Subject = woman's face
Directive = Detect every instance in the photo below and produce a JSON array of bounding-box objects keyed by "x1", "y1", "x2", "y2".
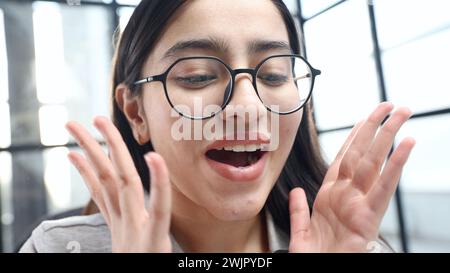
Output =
[{"x1": 138, "y1": 0, "x2": 302, "y2": 221}]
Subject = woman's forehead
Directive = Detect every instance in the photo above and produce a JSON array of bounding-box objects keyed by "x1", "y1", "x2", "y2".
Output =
[
  {"x1": 151, "y1": 0, "x2": 290, "y2": 60},
  {"x1": 175, "y1": 0, "x2": 283, "y2": 25}
]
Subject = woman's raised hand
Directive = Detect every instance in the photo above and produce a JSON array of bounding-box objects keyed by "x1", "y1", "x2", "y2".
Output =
[
  {"x1": 65, "y1": 117, "x2": 172, "y2": 252},
  {"x1": 289, "y1": 102, "x2": 415, "y2": 252}
]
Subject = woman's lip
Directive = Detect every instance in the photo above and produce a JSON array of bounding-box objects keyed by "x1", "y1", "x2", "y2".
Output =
[{"x1": 205, "y1": 151, "x2": 268, "y2": 182}]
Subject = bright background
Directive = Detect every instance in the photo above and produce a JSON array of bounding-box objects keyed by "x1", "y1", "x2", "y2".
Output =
[{"x1": 0, "y1": 0, "x2": 449, "y2": 252}]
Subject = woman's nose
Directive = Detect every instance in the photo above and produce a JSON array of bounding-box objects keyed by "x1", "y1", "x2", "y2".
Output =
[{"x1": 221, "y1": 73, "x2": 267, "y2": 125}]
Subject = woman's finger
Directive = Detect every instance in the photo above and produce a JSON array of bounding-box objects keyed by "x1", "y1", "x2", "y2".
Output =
[
  {"x1": 93, "y1": 116, "x2": 141, "y2": 187},
  {"x1": 65, "y1": 121, "x2": 121, "y2": 216},
  {"x1": 93, "y1": 117, "x2": 146, "y2": 224},
  {"x1": 66, "y1": 121, "x2": 117, "y2": 182},
  {"x1": 352, "y1": 107, "x2": 412, "y2": 192},
  {"x1": 338, "y1": 102, "x2": 394, "y2": 180},
  {"x1": 335, "y1": 120, "x2": 366, "y2": 163},
  {"x1": 145, "y1": 152, "x2": 172, "y2": 245},
  {"x1": 323, "y1": 119, "x2": 365, "y2": 184},
  {"x1": 288, "y1": 187, "x2": 311, "y2": 251},
  {"x1": 67, "y1": 151, "x2": 111, "y2": 226},
  {"x1": 367, "y1": 137, "x2": 416, "y2": 216}
]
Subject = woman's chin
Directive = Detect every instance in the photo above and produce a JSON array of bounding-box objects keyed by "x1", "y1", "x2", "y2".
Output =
[
  {"x1": 206, "y1": 198, "x2": 266, "y2": 222},
  {"x1": 194, "y1": 176, "x2": 276, "y2": 221}
]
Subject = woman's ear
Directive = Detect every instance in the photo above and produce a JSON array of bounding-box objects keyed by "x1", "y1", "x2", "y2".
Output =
[{"x1": 115, "y1": 83, "x2": 150, "y2": 145}]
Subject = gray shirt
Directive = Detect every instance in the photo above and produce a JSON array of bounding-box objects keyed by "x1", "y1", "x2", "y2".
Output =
[
  {"x1": 18, "y1": 209, "x2": 393, "y2": 253},
  {"x1": 19, "y1": 209, "x2": 289, "y2": 253}
]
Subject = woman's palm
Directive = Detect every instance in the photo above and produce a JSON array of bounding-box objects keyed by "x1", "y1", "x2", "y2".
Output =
[{"x1": 289, "y1": 103, "x2": 415, "y2": 253}]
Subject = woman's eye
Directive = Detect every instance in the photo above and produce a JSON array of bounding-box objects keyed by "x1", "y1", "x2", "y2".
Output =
[
  {"x1": 175, "y1": 74, "x2": 217, "y2": 88},
  {"x1": 257, "y1": 73, "x2": 289, "y2": 86}
]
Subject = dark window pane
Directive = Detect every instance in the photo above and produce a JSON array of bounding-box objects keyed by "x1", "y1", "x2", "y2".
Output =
[{"x1": 0, "y1": 8, "x2": 8, "y2": 102}]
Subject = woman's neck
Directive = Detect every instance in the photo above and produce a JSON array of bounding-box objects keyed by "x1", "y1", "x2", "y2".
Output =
[{"x1": 169, "y1": 189, "x2": 269, "y2": 253}]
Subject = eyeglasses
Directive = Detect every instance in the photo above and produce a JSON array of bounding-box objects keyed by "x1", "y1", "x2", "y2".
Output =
[{"x1": 134, "y1": 54, "x2": 321, "y2": 120}]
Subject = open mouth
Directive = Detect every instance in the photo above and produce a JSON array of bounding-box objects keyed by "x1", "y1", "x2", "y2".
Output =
[{"x1": 205, "y1": 145, "x2": 267, "y2": 168}]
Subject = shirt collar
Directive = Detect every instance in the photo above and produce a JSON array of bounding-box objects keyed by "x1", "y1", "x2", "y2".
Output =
[{"x1": 169, "y1": 208, "x2": 289, "y2": 253}]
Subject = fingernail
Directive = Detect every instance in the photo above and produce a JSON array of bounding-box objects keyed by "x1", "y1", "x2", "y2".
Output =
[
  {"x1": 408, "y1": 137, "x2": 416, "y2": 146},
  {"x1": 406, "y1": 108, "x2": 413, "y2": 117},
  {"x1": 65, "y1": 122, "x2": 73, "y2": 132},
  {"x1": 144, "y1": 152, "x2": 153, "y2": 165},
  {"x1": 67, "y1": 154, "x2": 78, "y2": 168},
  {"x1": 92, "y1": 117, "x2": 101, "y2": 127}
]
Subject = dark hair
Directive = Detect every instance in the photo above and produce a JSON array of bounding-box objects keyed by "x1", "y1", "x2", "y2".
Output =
[{"x1": 109, "y1": 0, "x2": 328, "y2": 236}]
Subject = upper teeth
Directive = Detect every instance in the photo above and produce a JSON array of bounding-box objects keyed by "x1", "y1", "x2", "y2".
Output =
[{"x1": 216, "y1": 144, "x2": 264, "y2": 152}]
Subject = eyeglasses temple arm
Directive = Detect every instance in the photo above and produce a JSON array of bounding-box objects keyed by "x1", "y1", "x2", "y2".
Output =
[
  {"x1": 134, "y1": 76, "x2": 154, "y2": 85},
  {"x1": 293, "y1": 69, "x2": 321, "y2": 81},
  {"x1": 294, "y1": 74, "x2": 311, "y2": 81}
]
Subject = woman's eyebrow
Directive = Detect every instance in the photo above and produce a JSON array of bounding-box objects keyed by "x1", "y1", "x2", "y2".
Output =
[
  {"x1": 247, "y1": 40, "x2": 292, "y2": 54},
  {"x1": 161, "y1": 37, "x2": 292, "y2": 60},
  {"x1": 161, "y1": 37, "x2": 229, "y2": 60}
]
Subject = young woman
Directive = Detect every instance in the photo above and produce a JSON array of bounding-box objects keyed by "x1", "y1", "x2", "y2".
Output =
[{"x1": 20, "y1": 0, "x2": 415, "y2": 253}]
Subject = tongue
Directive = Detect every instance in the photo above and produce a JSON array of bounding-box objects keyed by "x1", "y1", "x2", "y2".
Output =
[{"x1": 206, "y1": 150, "x2": 251, "y2": 167}]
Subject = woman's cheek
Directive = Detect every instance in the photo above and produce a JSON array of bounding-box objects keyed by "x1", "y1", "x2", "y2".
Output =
[
  {"x1": 147, "y1": 104, "x2": 200, "y2": 181},
  {"x1": 278, "y1": 110, "x2": 301, "y2": 148}
]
